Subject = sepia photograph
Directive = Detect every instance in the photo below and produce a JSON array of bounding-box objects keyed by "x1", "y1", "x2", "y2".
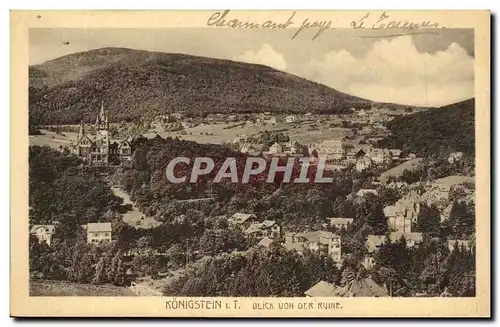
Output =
[{"x1": 11, "y1": 10, "x2": 490, "y2": 317}]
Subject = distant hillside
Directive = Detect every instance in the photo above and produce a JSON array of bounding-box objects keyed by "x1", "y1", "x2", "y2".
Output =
[
  {"x1": 29, "y1": 47, "x2": 374, "y2": 124},
  {"x1": 377, "y1": 99, "x2": 475, "y2": 156}
]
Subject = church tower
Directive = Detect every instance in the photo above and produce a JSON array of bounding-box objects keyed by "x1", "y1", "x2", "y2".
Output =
[
  {"x1": 95, "y1": 101, "x2": 110, "y2": 147},
  {"x1": 95, "y1": 101, "x2": 109, "y2": 131},
  {"x1": 77, "y1": 120, "x2": 85, "y2": 141}
]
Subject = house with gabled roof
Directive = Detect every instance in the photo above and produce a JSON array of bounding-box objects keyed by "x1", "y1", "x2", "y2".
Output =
[
  {"x1": 244, "y1": 220, "x2": 280, "y2": 239},
  {"x1": 228, "y1": 213, "x2": 261, "y2": 228},
  {"x1": 334, "y1": 278, "x2": 389, "y2": 297},
  {"x1": 284, "y1": 230, "x2": 342, "y2": 262},
  {"x1": 257, "y1": 237, "x2": 274, "y2": 249},
  {"x1": 304, "y1": 281, "x2": 337, "y2": 297}
]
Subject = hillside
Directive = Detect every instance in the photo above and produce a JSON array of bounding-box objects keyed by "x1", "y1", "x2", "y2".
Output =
[
  {"x1": 29, "y1": 47, "x2": 374, "y2": 124},
  {"x1": 377, "y1": 98, "x2": 475, "y2": 156}
]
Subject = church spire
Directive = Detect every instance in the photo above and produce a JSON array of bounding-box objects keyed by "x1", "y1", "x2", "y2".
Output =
[
  {"x1": 99, "y1": 101, "x2": 105, "y2": 121},
  {"x1": 77, "y1": 120, "x2": 85, "y2": 140}
]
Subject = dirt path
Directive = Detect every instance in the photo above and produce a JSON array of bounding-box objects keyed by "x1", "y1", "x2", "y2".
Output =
[{"x1": 111, "y1": 187, "x2": 160, "y2": 228}]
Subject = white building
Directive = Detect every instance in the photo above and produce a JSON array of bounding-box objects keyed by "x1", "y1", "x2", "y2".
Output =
[
  {"x1": 316, "y1": 139, "x2": 344, "y2": 160},
  {"x1": 328, "y1": 217, "x2": 354, "y2": 230},
  {"x1": 356, "y1": 189, "x2": 378, "y2": 197},
  {"x1": 30, "y1": 225, "x2": 55, "y2": 246},
  {"x1": 448, "y1": 152, "x2": 464, "y2": 164},
  {"x1": 85, "y1": 223, "x2": 112, "y2": 244},
  {"x1": 284, "y1": 231, "x2": 342, "y2": 262},
  {"x1": 269, "y1": 142, "x2": 284, "y2": 155},
  {"x1": 369, "y1": 148, "x2": 392, "y2": 165},
  {"x1": 355, "y1": 156, "x2": 372, "y2": 172}
]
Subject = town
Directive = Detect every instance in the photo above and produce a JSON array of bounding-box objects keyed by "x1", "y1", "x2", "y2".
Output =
[{"x1": 29, "y1": 98, "x2": 476, "y2": 298}]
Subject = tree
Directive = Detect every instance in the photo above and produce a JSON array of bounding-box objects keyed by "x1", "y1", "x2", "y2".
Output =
[
  {"x1": 448, "y1": 201, "x2": 475, "y2": 238},
  {"x1": 416, "y1": 204, "x2": 441, "y2": 237},
  {"x1": 419, "y1": 250, "x2": 448, "y2": 296},
  {"x1": 357, "y1": 194, "x2": 388, "y2": 235},
  {"x1": 92, "y1": 257, "x2": 108, "y2": 284},
  {"x1": 401, "y1": 169, "x2": 421, "y2": 184},
  {"x1": 108, "y1": 252, "x2": 127, "y2": 286},
  {"x1": 379, "y1": 188, "x2": 401, "y2": 207},
  {"x1": 445, "y1": 246, "x2": 475, "y2": 296}
]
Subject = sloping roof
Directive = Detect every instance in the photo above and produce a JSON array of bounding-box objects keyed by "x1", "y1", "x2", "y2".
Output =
[
  {"x1": 261, "y1": 220, "x2": 277, "y2": 228},
  {"x1": 244, "y1": 220, "x2": 277, "y2": 234},
  {"x1": 244, "y1": 223, "x2": 263, "y2": 234},
  {"x1": 335, "y1": 278, "x2": 389, "y2": 297},
  {"x1": 383, "y1": 205, "x2": 398, "y2": 217},
  {"x1": 441, "y1": 203, "x2": 454, "y2": 222},
  {"x1": 87, "y1": 222, "x2": 112, "y2": 232},
  {"x1": 257, "y1": 237, "x2": 273, "y2": 248},
  {"x1": 305, "y1": 231, "x2": 321, "y2": 243},
  {"x1": 347, "y1": 148, "x2": 365, "y2": 156},
  {"x1": 304, "y1": 281, "x2": 337, "y2": 297},
  {"x1": 433, "y1": 175, "x2": 475, "y2": 187},
  {"x1": 329, "y1": 217, "x2": 354, "y2": 225},
  {"x1": 379, "y1": 158, "x2": 423, "y2": 180},
  {"x1": 357, "y1": 189, "x2": 378, "y2": 197},
  {"x1": 305, "y1": 231, "x2": 337, "y2": 244},
  {"x1": 30, "y1": 225, "x2": 55, "y2": 234},
  {"x1": 229, "y1": 213, "x2": 257, "y2": 224},
  {"x1": 389, "y1": 232, "x2": 423, "y2": 243},
  {"x1": 283, "y1": 242, "x2": 306, "y2": 252},
  {"x1": 365, "y1": 235, "x2": 386, "y2": 253}
]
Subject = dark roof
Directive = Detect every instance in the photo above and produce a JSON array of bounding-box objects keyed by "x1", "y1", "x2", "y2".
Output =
[
  {"x1": 304, "y1": 281, "x2": 337, "y2": 297},
  {"x1": 335, "y1": 278, "x2": 389, "y2": 297}
]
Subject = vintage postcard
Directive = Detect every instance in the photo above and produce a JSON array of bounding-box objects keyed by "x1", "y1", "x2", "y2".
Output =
[{"x1": 11, "y1": 10, "x2": 490, "y2": 317}]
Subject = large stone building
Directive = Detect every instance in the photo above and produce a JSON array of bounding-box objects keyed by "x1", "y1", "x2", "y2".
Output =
[{"x1": 71, "y1": 102, "x2": 132, "y2": 166}]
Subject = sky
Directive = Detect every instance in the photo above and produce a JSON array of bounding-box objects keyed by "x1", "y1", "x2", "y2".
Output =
[{"x1": 30, "y1": 28, "x2": 474, "y2": 107}]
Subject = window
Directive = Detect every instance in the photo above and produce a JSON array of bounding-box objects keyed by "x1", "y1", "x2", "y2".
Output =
[{"x1": 105, "y1": 232, "x2": 110, "y2": 237}]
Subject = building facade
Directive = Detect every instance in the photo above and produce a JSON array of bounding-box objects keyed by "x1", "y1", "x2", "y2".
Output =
[
  {"x1": 30, "y1": 225, "x2": 55, "y2": 247},
  {"x1": 86, "y1": 222, "x2": 112, "y2": 244},
  {"x1": 71, "y1": 102, "x2": 133, "y2": 166}
]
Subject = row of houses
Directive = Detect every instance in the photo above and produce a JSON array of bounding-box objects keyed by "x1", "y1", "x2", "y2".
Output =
[
  {"x1": 228, "y1": 213, "x2": 344, "y2": 263},
  {"x1": 265, "y1": 140, "x2": 304, "y2": 156},
  {"x1": 283, "y1": 230, "x2": 342, "y2": 263},
  {"x1": 307, "y1": 140, "x2": 408, "y2": 173},
  {"x1": 30, "y1": 222, "x2": 112, "y2": 246}
]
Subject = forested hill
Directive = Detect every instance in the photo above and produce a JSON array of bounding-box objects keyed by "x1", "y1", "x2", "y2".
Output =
[
  {"x1": 377, "y1": 98, "x2": 475, "y2": 157},
  {"x1": 29, "y1": 47, "x2": 374, "y2": 124}
]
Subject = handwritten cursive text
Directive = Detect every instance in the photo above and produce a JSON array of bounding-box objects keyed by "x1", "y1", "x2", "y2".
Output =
[
  {"x1": 351, "y1": 12, "x2": 442, "y2": 36},
  {"x1": 207, "y1": 10, "x2": 332, "y2": 41}
]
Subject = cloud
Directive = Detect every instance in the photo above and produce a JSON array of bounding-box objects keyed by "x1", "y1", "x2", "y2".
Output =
[
  {"x1": 304, "y1": 35, "x2": 474, "y2": 107},
  {"x1": 234, "y1": 44, "x2": 287, "y2": 71}
]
